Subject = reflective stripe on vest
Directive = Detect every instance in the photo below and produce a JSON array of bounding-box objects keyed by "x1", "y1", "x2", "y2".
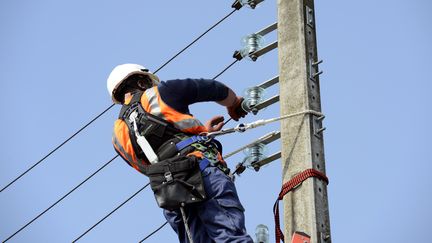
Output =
[
  {"x1": 143, "y1": 87, "x2": 208, "y2": 134},
  {"x1": 112, "y1": 119, "x2": 149, "y2": 170},
  {"x1": 112, "y1": 87, "x2": 209, "y2": 173}
]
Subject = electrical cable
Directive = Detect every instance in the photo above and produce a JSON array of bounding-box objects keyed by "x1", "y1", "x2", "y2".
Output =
[
  {"x1": 214, "y1": 59, "x2": 239, "y2": 128},
  {"x1": 0, "y1": 105, "x2": 115, "y2": 193},
  {"x1": 154, "y1": 9, "x2": 237, "y2": 74},
  {"x1": 212, "y1": 59, "x2": 239, "y2": 80},
  {"x1": 0, "y1": 8, "x2": 239, "y2": 193},
  {"x1": 139, "y1": 221, "x2": 169, "y2": 243},
  {"x1": 72, "y1": 183, "x2": 150, "y2": 243},
  {"x1": 2, "y1": 156, "x2": 118, "y2": 243}
]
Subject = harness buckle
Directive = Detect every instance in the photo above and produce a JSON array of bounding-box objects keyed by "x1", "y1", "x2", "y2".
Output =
[{"x1": 164, "y1": 171, "x2": 173, "y2": 183}]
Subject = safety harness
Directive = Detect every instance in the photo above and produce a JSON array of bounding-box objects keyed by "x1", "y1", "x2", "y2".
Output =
[{"x1": 117, "y1": 91, "x2": 227, "y2": 211}]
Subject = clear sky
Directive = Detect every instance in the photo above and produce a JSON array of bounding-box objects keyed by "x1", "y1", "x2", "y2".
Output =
[{"x1": 1, "y1": 0, "x2": 431, "y2": 242}]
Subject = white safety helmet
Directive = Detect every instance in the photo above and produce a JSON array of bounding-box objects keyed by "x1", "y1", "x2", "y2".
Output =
[{"x1": 107, "y1": 63, "x2": 160, "y2": 104}]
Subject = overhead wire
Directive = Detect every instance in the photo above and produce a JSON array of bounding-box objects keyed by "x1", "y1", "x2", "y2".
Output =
[
  {"x1": 0, "y1": 104, "x2": 114, "y2": 193},
  {"x1": 2, "y1": 157, "x2": 117, "y2": 243},
  {"x1": 72, "y1": 183, "x2": 150, "y2": 242},
  {"x1": 139, "y1": 221, "x2": 169, "y2": 243},
  {"x1": 153, "y1": 9, "x2": 237, "y2": 74},
  {"x1": 0, "y1": 8, "x2": 239, "y2": 194}
]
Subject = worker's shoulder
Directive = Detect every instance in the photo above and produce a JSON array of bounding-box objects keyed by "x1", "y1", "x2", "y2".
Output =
[
  {"x1": 157, "y1": 79, "x2": 199, "y2": 95},
  {"x1": 159, "y1": 78, "x2": 201, "y2": 87}
]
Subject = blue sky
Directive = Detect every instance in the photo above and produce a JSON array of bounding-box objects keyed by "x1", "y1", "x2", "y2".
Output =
[{"x1": 1, "y1": 0, "x2": 431, "y2": 242}]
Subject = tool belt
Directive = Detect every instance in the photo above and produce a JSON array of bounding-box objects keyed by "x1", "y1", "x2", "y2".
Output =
[{"x1": 145, "y1": 135, "x2": 231, "y2": 211}]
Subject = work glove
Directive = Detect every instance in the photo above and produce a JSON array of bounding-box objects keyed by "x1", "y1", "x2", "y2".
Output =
[
  {"x1": 227, "y1": 96, "x2": 248, "y2": 121},
  {"x1": 205, "y1": 116, "x2": 225, "y2": 132}
]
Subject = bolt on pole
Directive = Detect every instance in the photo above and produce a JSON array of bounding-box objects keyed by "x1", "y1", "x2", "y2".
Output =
[{"x1": 277, "y1": 0, "x2": 331, "y2": 242}]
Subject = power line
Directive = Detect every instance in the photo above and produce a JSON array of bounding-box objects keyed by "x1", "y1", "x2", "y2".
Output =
[
  {"x1": 212, "y1": 59, "x2": 239, "y2": 80},
  {"x1": 72, "y1": 183, "x2": 150, "y2": 242},
  {"x1": 0, "y1": 105, "x2": 115, "y2": 193},
  {"x1": 139, "y1": 221, "x2": 169, "y2": 242},
  {"x1": 0, "y1": 8, "x2": 238, "y2": 193},
  {"x1": 212, "y1": 59, "x2": 239, "y2": 128},
  {"x1": 2, "y1": 156, "x2": 118, "y2": 243},
  {"x1": 154, "y1": 9, "x2": 237, "y2": 74}
]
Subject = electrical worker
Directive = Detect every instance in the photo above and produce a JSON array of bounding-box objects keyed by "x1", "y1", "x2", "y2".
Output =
[{"x1": 107, "y1": 63, "x2": 254, "y2": 243}]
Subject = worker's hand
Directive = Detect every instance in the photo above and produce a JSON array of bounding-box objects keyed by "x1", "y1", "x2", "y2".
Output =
[
  {"x1": 205, "y1": 116, "x2": 225, "y2": 132},
  {"x1": 227, "y1": 96, "x2": 247, "y2": 121}
]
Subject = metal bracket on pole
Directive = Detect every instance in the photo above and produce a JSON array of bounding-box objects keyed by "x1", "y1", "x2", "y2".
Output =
[
  {"x1": 254, "y1": 95, "x2": 280, "y2": 112},
  {"x1": 257, "y1": 76, "x2": 279, "y2": 89},
  {"x1": 249, "y1": 41, "x2": 278, "y2": 61},
  {"x1": 308, "y1": 58, "x2": 323, "y2": 82},
  {"x1": 256, "y1": 22, "x2": 278, "y2": 36},
  {"x1": 312, "y1": 114, "x2": 326, "y2": 139},
  {"x1": 251, "y1": 151, "x2": 281, "y2": 171},
  {"x1": 306, "y1": 6, "x2": 315, "y2": 28}
]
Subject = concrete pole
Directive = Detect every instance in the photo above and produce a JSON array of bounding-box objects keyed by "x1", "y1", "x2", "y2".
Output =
[{"x1": 277, "y1": 0, "x2": 331, "y2": 242}]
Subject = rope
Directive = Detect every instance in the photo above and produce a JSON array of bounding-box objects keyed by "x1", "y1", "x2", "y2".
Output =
[
  {"x1": 273, "y1": 169, "x2": 328, "y2": 243},
  {"x1": 180, "y1": 206, "x2": 194, "y2": 243},
  {"x1": 263, "y1": 110, "x2": 323, "y2": 124},
  {"x1": 207, "y1": 110, "x2": 324, "y2": 137}
]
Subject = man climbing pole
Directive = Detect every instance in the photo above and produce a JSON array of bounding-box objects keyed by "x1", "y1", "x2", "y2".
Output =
[{"x1": 107, "y1": 63, "x2": 254, "y2": 243}]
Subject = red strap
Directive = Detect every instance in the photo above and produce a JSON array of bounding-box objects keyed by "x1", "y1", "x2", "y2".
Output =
[{"x1": 274, "y1": 169, "x2": 329, "y2": 243}]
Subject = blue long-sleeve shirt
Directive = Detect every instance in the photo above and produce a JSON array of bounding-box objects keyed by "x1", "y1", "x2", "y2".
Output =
[{"x1": 158, "y1": 78, "x2": 229, "y2": 114}]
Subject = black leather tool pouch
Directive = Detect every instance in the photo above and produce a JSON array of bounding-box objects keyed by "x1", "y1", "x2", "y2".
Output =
[{"x1": 144, "y1": 156, "x2": 206, "y2": 211}]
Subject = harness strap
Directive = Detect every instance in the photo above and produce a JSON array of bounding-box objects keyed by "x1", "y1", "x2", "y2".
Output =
[
  {"x1": 118, "y1": 92, "x2": 223, "y2": 169},
  {"x1": 129, "y1": 111, "x2": 159, "y2": 164},
  {"x1": 273, "y1": 169, "x2": 329, "y2": 243},
  {"x1": 199, "y1": 158, "x2": 211, "y2": 171},
  {"x1": 175, "y1": 135, "x2": 212, "y2": 151}
]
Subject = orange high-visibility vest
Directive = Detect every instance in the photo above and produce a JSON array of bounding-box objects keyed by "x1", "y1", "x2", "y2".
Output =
[{"x1": 112, "y1": 87, "x2": 208, "y2": 173}]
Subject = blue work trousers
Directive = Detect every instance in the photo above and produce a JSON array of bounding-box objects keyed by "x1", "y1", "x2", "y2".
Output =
[{"x1": 164, "y1": 166, "x2": 253, "y2": 243}]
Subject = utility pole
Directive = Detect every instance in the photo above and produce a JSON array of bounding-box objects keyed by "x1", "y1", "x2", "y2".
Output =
[{"x1": 277, "y1": 0, "x2": 331, "y2": 242}]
